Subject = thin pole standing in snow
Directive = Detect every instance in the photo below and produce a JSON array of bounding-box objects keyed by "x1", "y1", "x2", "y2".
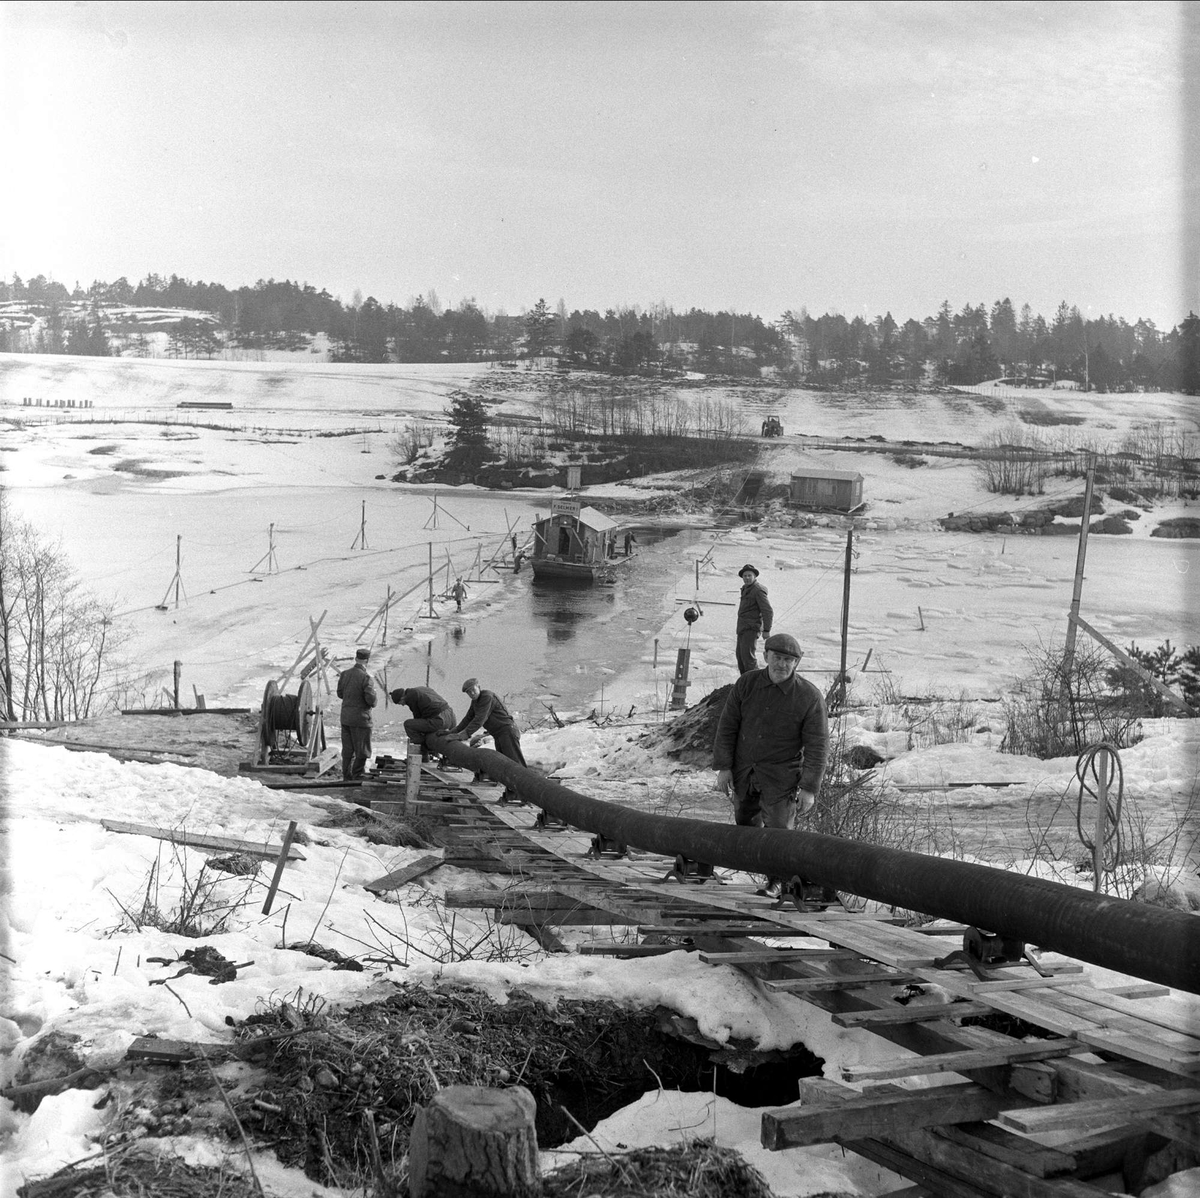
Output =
[
  {"x1": 249, "y1": 523, "x2": 279, "y2": 574},
  {"x1": 158, "y1": 535, "x2": 186, "y2": 610},
  {"x1": 351, "y1": 501, "x2": 368, "y2": 550}
]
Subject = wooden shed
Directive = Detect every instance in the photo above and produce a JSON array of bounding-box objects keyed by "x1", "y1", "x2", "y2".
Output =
[{"x1": 789, "y1": 468, "x2": 864, "y2": 513}]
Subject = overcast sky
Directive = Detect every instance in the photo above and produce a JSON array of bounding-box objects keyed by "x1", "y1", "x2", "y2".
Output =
[{"x1": 2, "y1": 1, "x2": 1194, "y2": 326}]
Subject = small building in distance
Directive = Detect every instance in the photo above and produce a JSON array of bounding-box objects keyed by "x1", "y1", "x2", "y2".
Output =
[{"x1": 789, "y1": 467, "x2": 865, "y2": 513}]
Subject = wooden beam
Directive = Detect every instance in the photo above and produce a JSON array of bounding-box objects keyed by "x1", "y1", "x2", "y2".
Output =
[
  {"x1": 1069, "y1": 613, "x2": 1195, "y2": 715},
  {"x1": 760, "y1": 1078, "x2": 1006, "y2": 1150},
  {"x1": 935, "y1": 1123, "x2": 1076, "y2": 1179},
  {"x1": 101, "y1": 819, "x2": 305, "y2": 860},
  {"x1": 850, "y1": 1127, "x2": 1115, "y2": 1198}
]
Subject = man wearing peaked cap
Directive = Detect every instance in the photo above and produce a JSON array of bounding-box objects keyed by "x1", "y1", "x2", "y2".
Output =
[
  {"x1": 735, "y1": 563, "x2": 773, "y2": 674},
  {"x1": 712, "y1": 629, "x2": 827, "y2": 897},
  {"x1": 336, "y1": 647, "x2": 377, "y2": 780}
]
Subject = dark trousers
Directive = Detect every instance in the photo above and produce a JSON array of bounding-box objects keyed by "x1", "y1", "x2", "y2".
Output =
[
  {"x1": 492, "y1": 726, "x2": 526, "y2": 800},
  {"x1": 734, "y1": 773, "x2": 797, "y2": 887},
  {"x1": 736, "y1": 628, "x2": 761, "y2": 674},
  {"x1": 341, "y1": 724, "x2": 372, "y2": 780},
  {"x1": 404, "y1": 712, "x2": 454, "y2": 751}
]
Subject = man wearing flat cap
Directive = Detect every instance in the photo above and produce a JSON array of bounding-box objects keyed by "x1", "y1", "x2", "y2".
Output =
[
  {"x1": 713, "y1": 632, "x2": 828, "y2": 897},
  {"x1": 735, "y1": 563, "x2": 773, "y2": 673},
  {"x1": 336, "y1": 647, "x2": 377, "y2": 780},
  {"x1": 445, "y1": 678, "x2": 526, "y2": 802}
]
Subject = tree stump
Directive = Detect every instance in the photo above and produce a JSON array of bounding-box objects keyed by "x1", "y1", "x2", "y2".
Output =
[{"x1": 408, "y1": 1085, "x2": 541, "y2": 1198}]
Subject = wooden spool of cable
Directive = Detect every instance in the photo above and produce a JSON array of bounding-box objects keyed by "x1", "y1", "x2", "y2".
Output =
[{"x1": 257, "y1": 677, "x2": 318, "y2": 764}]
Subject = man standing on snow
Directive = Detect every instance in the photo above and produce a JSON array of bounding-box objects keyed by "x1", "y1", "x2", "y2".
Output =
[
  {"x1": 450, "y1": 577, "x2": 468, "y2": 611},
  {"x1": 735, "y1": 563, "x2": 773, "y2": 673},
  {"x1": 445, "y1": 678, "x2": 527, "y2": 802},
  {"x1": 389, "y1": 684, "x2": 456, "y2": 758},
  {"x1": 712, "y1": 632, "x2": 827, "y2": 897},
  {"x1": 336, "y1": 647, "x2": 377, "y2": 780}
]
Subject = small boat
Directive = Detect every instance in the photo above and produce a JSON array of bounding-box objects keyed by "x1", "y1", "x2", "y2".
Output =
[{"x1": 530, "y1": 498, "x2": 634, "y2": 583}]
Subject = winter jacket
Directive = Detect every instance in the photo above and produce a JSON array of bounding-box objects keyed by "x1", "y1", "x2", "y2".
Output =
[
  {"x1": 712, "y1": 667, "x2": 827, "y2": 801},
  {"x1": 393, "y1": 686, "x2": 454, "y2": 725},
  {"x1": 336, "y1": 663, "x2": 377, "y2": 727},
  {"x1": 736, "y1": 580, "x2": 773, "y2": 635},
  {"x1": 453, "y1": 689, "x2": 517, "y2": 738}
]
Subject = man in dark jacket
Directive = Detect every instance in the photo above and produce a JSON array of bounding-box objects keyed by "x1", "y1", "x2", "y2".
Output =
[
  {"x1": 389, "y1": 685, "x2": 456, "y2": 757},
  {"x1": 712, "y1": 632, "x2": 827, "y2": 896},
  {"x1": 336, "y1": 647, "x2": 377, "y2": 780},
  {"x1": 735, "y1": 563, "x2": 773, "y2": 673},
  {"x1": 446, "y1": 678, "x2": 526, "y2": 801}
]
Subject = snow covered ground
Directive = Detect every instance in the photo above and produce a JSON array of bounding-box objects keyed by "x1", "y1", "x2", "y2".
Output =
[{"x1": 2, "y1": 353, "x2": 1199, "y2": 1196}]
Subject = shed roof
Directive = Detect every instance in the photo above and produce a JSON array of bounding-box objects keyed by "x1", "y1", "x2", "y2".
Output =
[
  {"x1": 790, "y1": 468, "x2": 864, "y2": 483},
  {"x1": 578, "y1": 506, "x2": 617, "y2": 532}
]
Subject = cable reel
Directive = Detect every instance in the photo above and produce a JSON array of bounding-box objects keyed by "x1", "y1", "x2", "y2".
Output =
[{"x1": 255, "y1": 677, "x2": 324, "y2": 768}]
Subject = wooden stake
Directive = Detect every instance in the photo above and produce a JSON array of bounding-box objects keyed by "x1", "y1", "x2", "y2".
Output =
[{"x1": 262, "y1": 820, "x2": 299, "y2": 915}]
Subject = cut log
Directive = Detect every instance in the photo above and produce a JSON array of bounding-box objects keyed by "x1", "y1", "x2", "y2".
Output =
[{"x1": 408, "y1": 1084, "x2": 540, "y2": 1197}]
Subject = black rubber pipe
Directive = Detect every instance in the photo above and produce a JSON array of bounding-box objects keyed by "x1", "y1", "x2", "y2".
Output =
[{"x1": 430, "y1": 736, "x2": 1200, "y2": 994}]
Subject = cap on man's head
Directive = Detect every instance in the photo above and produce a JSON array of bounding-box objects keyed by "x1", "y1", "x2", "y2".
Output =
[
  {"x1": 462, "y1": 677, "x2": 479, "y2": 693},
  {"x1": 763, "y1": 633, "x2": 802, "y2": 659},
  {"x1": 738, "y1": 563, "x2": 759, "y2": 577},
  {"x1": 355, "y1": 647, "x2": 371, "y2": 661}
]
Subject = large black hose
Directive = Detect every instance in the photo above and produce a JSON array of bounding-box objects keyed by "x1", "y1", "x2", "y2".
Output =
[{"x1": 429, "y1": 734, "x2": 1200, "y2": 994}]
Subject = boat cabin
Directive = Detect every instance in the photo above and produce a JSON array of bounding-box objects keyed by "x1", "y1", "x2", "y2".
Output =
[{"x1": 531, "y1": 499, "x2": 621, "y2": 580}]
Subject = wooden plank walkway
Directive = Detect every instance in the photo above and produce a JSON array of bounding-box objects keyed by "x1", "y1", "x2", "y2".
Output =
[{"x1": 358, "y1": 756, "x2": 1200, "y2": 1198}]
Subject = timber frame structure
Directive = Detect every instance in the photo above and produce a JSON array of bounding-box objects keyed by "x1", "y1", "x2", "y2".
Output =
[{"x1": 344, "y1": 743, "x2": 1200, "y2": 1198}]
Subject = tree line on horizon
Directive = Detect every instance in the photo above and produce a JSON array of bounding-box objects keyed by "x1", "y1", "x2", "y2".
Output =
[{"x1": 2, "y1": 272, "x2": 1197, "y2": 394}]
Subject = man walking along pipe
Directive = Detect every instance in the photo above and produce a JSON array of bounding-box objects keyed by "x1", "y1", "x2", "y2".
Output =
[
  {"x1": 713, "y1": 632, "x2": 828, "y2": 897},
  {"x1": 735, "y1": 563, "x2": 773, "y2": 673},
  {"x1": 444, "y1": 678, "x2": 527, "y2": 802},
  {"x1": 390, "y1": 685, "x2": 456, "y2": 760},
  {"x1": 336, "y1": 647, "x2": 377, "y2": 780}
]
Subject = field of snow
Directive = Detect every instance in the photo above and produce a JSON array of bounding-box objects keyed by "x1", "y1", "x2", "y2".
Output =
[{"x1": 3, "y1": 352, "x2": 1200, "y2": 1197}]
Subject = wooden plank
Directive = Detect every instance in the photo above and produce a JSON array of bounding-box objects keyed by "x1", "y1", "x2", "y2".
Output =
[
  {"x1": 1097, "y1": 982, "x2": 1170, "y2": 1000},
  {"x1": 842, "y1": 1038, "x2": 1084, "y2": 1083},
  {"x1": 832, "y1": 1002, "x2": 995, "y2": 1029},
  {"x1": 101, "y1": 819, "x2": 305, "y2": 860},
  {"x1": 577, "y1": 941, "x2": 694, "y2": 957},
  {"x1": 765, "y1": 970, "x2": 918, "y2": 993},
  {"x1": 498, "y1": 909, "x2": 639, "y2": 927},
  {"x1": 363, "y1": 853, "x2": 443, "y2": 894},
  {"x1": 1051, "y1": 982, "x2": 1200, "y2": 1040},
  {"x1": 1075, "y1": 1027, "x2": 1200, "y2": 1075},
  {"x1": 700, "y1": 948, "x2": 862, "y2": 965},
  {"x1": 637, "y1": 923, "x2": 812, "y2": 937},
  {"x1": 760, "y1": 1078, "x2": 1006, "y2": 1149},
  {"x1": 17, "y1": 735, "x2": 197, "y2": 757},
  {"x1": 125, "y1": 1036, "x2": 230, "y2": 1063},
  {"x1": 999, "y1": 1088, "x2": 1200, "y2": 1134}
]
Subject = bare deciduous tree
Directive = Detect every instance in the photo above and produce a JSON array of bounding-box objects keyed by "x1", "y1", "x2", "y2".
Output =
[{"x1": 0, "y1": 492, "x2": 123, "y2": 721}]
